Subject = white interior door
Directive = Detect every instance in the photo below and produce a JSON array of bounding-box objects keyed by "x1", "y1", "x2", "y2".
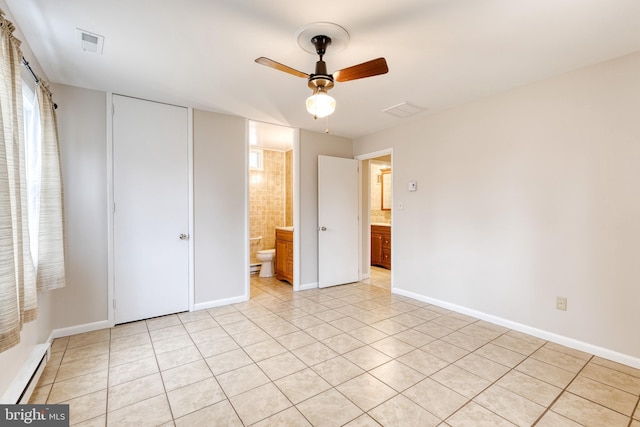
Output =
[
  {"x1": 113, "y1": 95, "x2": 189, "y2": 324},
  {"x1": 318, "y1": 155, "x2": 359, "y2": 288}
]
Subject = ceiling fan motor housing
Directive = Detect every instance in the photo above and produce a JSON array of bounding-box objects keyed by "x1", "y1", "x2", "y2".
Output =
[{"x1": 308, "y1": 35, "x2": 334, "y2": 91}]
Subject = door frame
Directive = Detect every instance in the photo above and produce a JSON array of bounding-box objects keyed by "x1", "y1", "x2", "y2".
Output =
[
  {"x1": 106, "y1": 93, "x2": 195, "y2": 327},
  {"x1": 354, "y1": 148, "x2": 393, "y2": 289}
]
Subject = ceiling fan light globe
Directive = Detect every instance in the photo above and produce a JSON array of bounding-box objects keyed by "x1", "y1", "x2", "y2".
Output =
[{"x1": 306, "y1": 92, "x2": 336, "y2": 118}]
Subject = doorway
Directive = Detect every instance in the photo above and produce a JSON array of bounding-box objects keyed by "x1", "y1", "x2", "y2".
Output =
[
  {"x1": 248, "y1": 121, "x2": 297, "y2": 294},
  {"x1": 356, "y1": 149, "x2": 393, "y2": 289}
]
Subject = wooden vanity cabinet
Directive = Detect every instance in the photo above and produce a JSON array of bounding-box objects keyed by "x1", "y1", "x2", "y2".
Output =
[
  {"x1": 275, "y1": 229, "x2": 293, "y2": 284},
  {"x1": 371, "y1": 225, "x2": 391, "y2": 269}
]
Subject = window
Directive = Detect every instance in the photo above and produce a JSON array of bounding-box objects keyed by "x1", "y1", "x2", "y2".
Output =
[
  {"x1": 249, "y1": 148, "x2": 263, "y2": 171},
  {"x1": 23, "y1": 80, "x2": 42, "y2": 267}
]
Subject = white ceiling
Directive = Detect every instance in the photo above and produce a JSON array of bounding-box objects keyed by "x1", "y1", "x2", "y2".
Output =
[{"x1": 6, "y1": 0, "x2": 640, "y2": 139}]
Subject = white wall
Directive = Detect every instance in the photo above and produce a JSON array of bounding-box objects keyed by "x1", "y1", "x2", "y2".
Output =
[
  {"x1": 193, "y1": 110, "x2": 247, "y2": 305},
  {"x1": 354, "y1": 52, "x2": 640, "y2": 364},
  {"x1": 298, "y1": 130, "x2": 353, "y2": 287},
  {"x1": 52, "y1": 84, "x2": 108, "y2": 329}
]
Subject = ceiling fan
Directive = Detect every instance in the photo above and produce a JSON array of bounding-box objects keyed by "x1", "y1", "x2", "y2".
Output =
[{"x1": 255, "y1": 25, "x2": 388, "y2": 119}]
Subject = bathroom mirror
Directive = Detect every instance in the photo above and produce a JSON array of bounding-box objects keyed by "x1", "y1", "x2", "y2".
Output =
[{"x1": 381, "y1": 168, "x2": 391, "y2": 210}]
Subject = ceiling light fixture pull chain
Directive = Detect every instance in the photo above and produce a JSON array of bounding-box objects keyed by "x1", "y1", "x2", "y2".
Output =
[{"x1": 325, "y1": 115, "x2": 330, "y2": 134}]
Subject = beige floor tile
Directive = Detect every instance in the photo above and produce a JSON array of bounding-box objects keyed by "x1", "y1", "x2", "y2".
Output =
[
  {"x1": 149, "y1": 324, "x2": 188, "y2": 343},
  {"x1": 29, "y1": 383, "x2": 52, "y2": 403},
  {"x1": 567, "y1": 375, "x2": 637, "y2": 415},
  {"x1": 107, "y1": 394, "x2": 173, "y2": 427},
  {"x1": 195, "y1": 335, "x2": 239, "y2": 358},
  {"x1": 552, "y1": 392, "x2": 630, "y2": 427},
  {"x1": 635, "y1": 405, "x2": 640, "y2": 420},
  {"x1": 56, "y1": 354, "x2": 109, "y2": 382},
  {"x1": 322, "y1": 333, "x2": 365, "y2": 354},
  {"x1": 292, "y1": 342, "x2": 338, "y2": 366},
  {"x1": 431, "y1": 315, "x2": 473, "y2": 330},
  {"x1": 410, "y1": 307, "x2": 441, "y2": 322},
  {"x1": 232, "y1": 328, "x2": 272, "y2": 347},
  {"x1": 397, "y1": 348, "x2": 449, "y2": 376},
  {"x1": 328, "y1": 316, "x2": 366, "y2": 332},
  {"x1": 393, "y1": 328, "x2": 436, "y2": 347},
  {"x1": 514, "y1": 358, "x2": 576, "y2": 388},
  {"x1": 311, "y1": 356, "x2": 365, "y2": 386},
  {"x1": 229, "y1": 382, "x2": 292, "y2": 425},
  {"x1": 390, "y1": 313, "x2": 426, "y2": 328},
  {"x1": 473, "y1": 343, "x2": 526, "y2": 368},
  {"x1": 344, "y1": 345, "x2": 393, "y2": 371},
  {"x1": 251, "y1": 406, "x2": 312, "y2": 427},
  {"x1": 60, "y1": 389, "x2": 106, "y2": 425},
  {"x1": 431, "y1": 364, "x2": 491, "y2": 398},
  {"x1": 62, "y1": 341, "x2": 110, "y2": 365},
  {"x1": 370, "y1": 319, "x2": 409, "y2": 335},
  {"x1": 504, "y1": 330, "x2": 546, "y2": 347},
  {"x1": 491, "y1": 334, "x2": 543, "y2": 356},
  {"x1": 441, "y1": 331, "x2": 491, "y2": 352},
  {"x1": 421, "y1": 340, "x2": 469, "y2": 363},
  {"x1": 580, "y1": 362, "x2": 640, "y2": 395},
  {"x1": 296, "y1": 388, "x2": 363, "y2": 427},
  {"x1": 445, "y1": 401, "x2": 516, "y2": 427},
  {"x1": 370, "y1": 360, "x2": 426, "y2": 392},
  {"x1": 403, "y1": 378, "x2": 468, "y2": 420},
  {"x1": 110, "y1": 321, "x2": 148, "y2": 340},
  {"x1": 67, "y1": 329, "x2": 111, "y2": 349},
  {"x1": 73, "y1": 414, "x2": 107, "y2": 427},
  {"x1": 108, "y1": 356, "x2": 158, "y2": 387},
  {"x1": 110, "y1": 331, "x2": 151, "y2": 353},
  {"x1": 304, "y1": 323, "x2": 343, "y2": 341},
  {"x1": 51, "y1": 337, "x2": 70, "y2": 353},
  {"x1": 369, "y1": 394, "x2": 440, "y2": 427},
  {"x1": 146, "y1": 314, "x2": 181, "y2": 331},
  {"x1": 243, "y1": 338, "x2": 288, "y2": 362},
  {"x1": 259, "y1": 321, "x2": 300, "y2": 337},
  {"x1": 535, "y1": 411, "x2": 582, "y2": 426},
  {"x1": 632, "y1": 420, "x2": 640, "y2": 427},
  {"x1": 290, "y1": 315, "x2": 325, "y2": 329},
  {"x1": 275, "y1": 330, "x2": 317, "y2": 350},
  {"x1": 454, "y1": 353, "x2": 510, "y2": 382},
  {"x1": 346, "y1": 325, "x2": 388, "y2": 344},
  {"x1": 413, "y1": 321, "x2": 456, "y2": 339},
  {"x1": 457, "y1": 323, "x2": 502, "y2": 341},
  {"x1": 38, "y1": 363, "x2": 60, "y2": 386},
  {"x1": 188, "y1": 326, "x2": 229, "y2": 345},
  {"x1": 167, "y1": 377, "x2": 226, "y2": 419},
  {"x1": 216, "y1": 363, "x2": 270, "y2": 397},
  {"x1": 530, "y1": 347, "x2": 589, "y2": 374},
  {"x1": 152, "y1": 334, "x2": 193, "y2": 354},
  {"x1": 591, "y1": 357, "x2": 640, "y2": 379},
  {"x1": 48, "y1": 370, "x2": 108, "y2": 404},
  {"x1": 543, "y1": 342, "x2": 592, "y2": 360},
  {"x1": 161, "y1": 359, "x2": 213, "y2": 391},
  {"x1": 370, "y1": 336, "x2": 415, "y2": 358},
  {"x1": 336, "y1": 372, "x2": 398, "y2": 412},
  {"x1": 473, "y1": 384, "x2": 545, "y2": 426},
  {"x1": 496, "y1": 370, "x2": 561, "y2": 407},
  {"x1": 212, "y1": 311, "x2": 248, "y2": 325},
  {"x1": 257, "y1": 351, "x2": 307, "y2": 380},
  {"x1": 177, "y1": 309, "x2": 213, "y2": 324},
  {"x1": 109, "y1": 343, "x2": 155, "y2": 367},
  {"x1": 345, "y1": 413, "x2": 390, "y2": 426},
  {"x1": 155, "y1": 344, "x2": 202, "y2": 371},
  {"x1": 275, "y1": 368, "x2": 332, "y2": 404},
  {"x1": 108, "y1": 372, "x2": 165, "y2": 412}
]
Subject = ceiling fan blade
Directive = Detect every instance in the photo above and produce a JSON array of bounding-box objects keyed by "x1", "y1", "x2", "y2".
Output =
[
  {"x1": 333, "y1": 57, "x2": 388, "y2": 82},
  {"x1": 255, "y1": 57, "x2": 309, "y2": 79}
]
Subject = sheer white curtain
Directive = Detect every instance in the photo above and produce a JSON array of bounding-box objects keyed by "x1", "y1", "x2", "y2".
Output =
[{"x1": 0, "y1": 9, "x2": 65, "y2": 353}]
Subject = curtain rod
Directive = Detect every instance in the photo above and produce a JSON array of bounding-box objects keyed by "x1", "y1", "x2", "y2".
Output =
[{"x1": 21, "y1": 56, "x2": 58, "y2": 109}]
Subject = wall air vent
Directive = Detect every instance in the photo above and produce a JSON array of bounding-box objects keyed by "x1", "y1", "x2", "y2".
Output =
[
  {"x1": 75, "y1": 28, "x2": 104, "y2": 54},
  {"x1": 382, "y1": 101, "x2": 425, "y2": 118}
]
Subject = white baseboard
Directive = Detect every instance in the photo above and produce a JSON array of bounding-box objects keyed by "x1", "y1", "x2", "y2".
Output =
[
  {"x1": 50, "y1": 320, "x2": 111, "y2": 340},
  {"x1": 193, "y1": 295, "x2": 249, "y2": 311},
  {"x1": 298, "y1": 282, "x2": 318, "y2": 291},
  {"x1": 1, "y1": 343, "x2": 49, "y2": 404},
  {"x1": 393, "y1": 287, "x2": 640, "y2": 370}
]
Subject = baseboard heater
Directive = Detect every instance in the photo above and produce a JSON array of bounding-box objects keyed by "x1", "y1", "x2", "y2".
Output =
[
  {"x1": 250, "y1": 263, "x2": 262, "y2": 274},
  {"x1": 1, "y1": 343, "x2": 49, "y2": 404}
]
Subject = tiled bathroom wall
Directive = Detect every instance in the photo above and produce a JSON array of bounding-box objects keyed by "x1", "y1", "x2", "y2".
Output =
[
  {"x1": 370, "y1": 162, "x2": 391, "y2": 225},
  {"x1": 250, "y1": 149, "x2": 288, "y2": 264}
]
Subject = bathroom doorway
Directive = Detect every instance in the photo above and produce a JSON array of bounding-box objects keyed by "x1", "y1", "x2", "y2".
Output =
[
  {"x1": 248, "y1": 121, "x2": 296, "y2": 294},
  {"x1": 356, "y1": 149, "x2": 393, "y2": 289}
]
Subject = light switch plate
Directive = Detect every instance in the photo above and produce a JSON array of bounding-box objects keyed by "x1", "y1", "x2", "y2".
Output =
[{"x1": 408, "y1": 181, "x2": 417, "y2": 192}]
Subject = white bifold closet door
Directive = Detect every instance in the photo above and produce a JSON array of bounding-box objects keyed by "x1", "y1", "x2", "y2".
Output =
[{"x1": 112, "y1": 95, "x2": 189, "y2": 324}]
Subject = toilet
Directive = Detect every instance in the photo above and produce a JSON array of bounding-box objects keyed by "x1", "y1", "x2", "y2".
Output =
[{"x1": 256, "y1": 249, "x2": 276, "y2": 277}]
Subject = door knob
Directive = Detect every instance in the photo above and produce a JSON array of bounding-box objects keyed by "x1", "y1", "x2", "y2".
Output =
[
  {"x1": 320, "y1": 227, "x2": 327, "y2": 231},
  {"x1": 179, "y1": 234, "x2": 189, "y2": 240}
]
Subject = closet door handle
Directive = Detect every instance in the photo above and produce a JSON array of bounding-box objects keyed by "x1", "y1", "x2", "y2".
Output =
[{"x1": 179, "y1": 234, "x2": 189, "y2": 240}]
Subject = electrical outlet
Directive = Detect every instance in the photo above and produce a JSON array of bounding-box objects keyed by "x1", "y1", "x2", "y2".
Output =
[{"x1": 556, "y1": 296, "x2": 567, "y2": 311}]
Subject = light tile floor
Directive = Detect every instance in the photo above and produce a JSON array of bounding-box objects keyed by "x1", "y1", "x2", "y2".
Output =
[{"x1": 30, "y1": 268, "x2": 640, "y2": 426}]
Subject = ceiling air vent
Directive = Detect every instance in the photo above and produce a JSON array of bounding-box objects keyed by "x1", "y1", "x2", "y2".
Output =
[
  {"x1": 75, "y1": 28, "x2": 104, "y2": 54},
  {"x1": 382, "y1": 102, "x2": 424, "y2": 118}
]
